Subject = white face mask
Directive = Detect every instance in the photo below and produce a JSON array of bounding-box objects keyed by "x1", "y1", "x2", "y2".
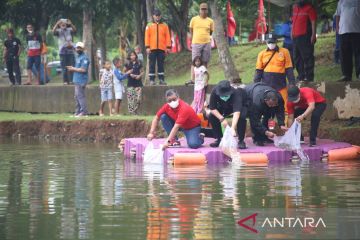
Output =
[
  {"x1": 267, "y1": 43, "x2": 276, "y2": 50},
  {"x1": 168, "y1": 99, "x2": 179, "y2": 109}
]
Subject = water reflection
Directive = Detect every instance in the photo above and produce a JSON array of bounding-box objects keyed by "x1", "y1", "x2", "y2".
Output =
[{"x1": 0, "y1": 140, "x2": 359, "y2": 240}]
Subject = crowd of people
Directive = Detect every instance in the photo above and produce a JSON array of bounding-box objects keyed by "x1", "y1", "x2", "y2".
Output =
[{"x1": 2, "y1": 1, "x2": 359, "y2": 145}]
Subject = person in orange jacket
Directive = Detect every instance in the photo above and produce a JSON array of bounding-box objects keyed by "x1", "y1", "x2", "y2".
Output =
[{"x1": 145, "y1": 9, "x2": 171, "y2": 86}]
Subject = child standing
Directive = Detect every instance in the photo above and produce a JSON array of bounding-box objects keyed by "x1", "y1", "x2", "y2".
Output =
[
  {"x1": 112, "y1": 57, "x2": 132, "y2": 115},
  {"x1": 125, "y1": 51, "x2": 143, "y2": 115},
  {"x1": 192, "y1": 56, "x2": 209, "y2": 113},
  {"x1": 99, "y1": 60, "x2": 114, "y2": 116}
]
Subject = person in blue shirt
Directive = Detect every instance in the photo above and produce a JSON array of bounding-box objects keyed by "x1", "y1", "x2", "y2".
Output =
[
  {"x1": 112, "y1": 57, "x2": 132, "y2": 114},
  {"x1": 279, "y1": 17, "x2": 293, "y2": 62},
  {"x1": 67, "y1": 42, "x2": 90, "y2": 117}
]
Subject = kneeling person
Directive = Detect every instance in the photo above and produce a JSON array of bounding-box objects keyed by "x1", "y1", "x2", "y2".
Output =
[
  {"x1": 246, "y1": 83, "x2": 287, "y2": 146},
  {"x1": 208, "y1": 80, "x2": 248, "y2": 149},
  {"x1": 147, "y1": 89, "x2": 204, "y2": 149},
  {"x1": 287, "y1": 85, "x2": 326, "y2": 147}
]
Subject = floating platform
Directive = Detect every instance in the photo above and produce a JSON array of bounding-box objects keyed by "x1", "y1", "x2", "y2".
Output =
[{"x1": 122, "y1": 137, "x2": 360, "y2": 164}]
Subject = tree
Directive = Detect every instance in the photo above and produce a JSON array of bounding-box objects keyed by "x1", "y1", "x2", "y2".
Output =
[
  {"x1": 209, "y1": 0, "x2": 241, "y2": 83},
  {"x1": 164, "y1": 0, "x2": 192, "y2": 52}
]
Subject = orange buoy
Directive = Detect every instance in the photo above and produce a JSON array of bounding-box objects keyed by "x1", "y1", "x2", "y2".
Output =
[
  {"x1": 173, "y1": 153, "x2": 206, "y2": 165},
  {"x1": 239, "y1": 153, "x2": 268, "y2": 164},
  {"x1": 328, "y1": 146, "x2": 360, "y2": 161}
]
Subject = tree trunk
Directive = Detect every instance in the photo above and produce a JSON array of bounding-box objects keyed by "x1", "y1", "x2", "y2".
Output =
[
  {"x1": 209, "y1": 1, "x2": 241, "y2": 83},
  {"x1": 99, "y1": 27, "x2": 107, "y2": 66},
  {"x1": 135, "y1": 0, "x2": 146, "y2": 53},
  {"x1": 83, "y1": 8, "x2": 96, "y2": 81},
  {"x1": 166, "y1": 0, "x2": 191, "y2": 52}
]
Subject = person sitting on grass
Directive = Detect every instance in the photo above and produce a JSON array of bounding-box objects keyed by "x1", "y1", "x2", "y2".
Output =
[
  {"x1": 287, "y1": 85, "x2": 326, "y2": 147},
  {"x1": 112, "y1": 57, "x2": 132, "y2": 115},
  {"x1": 99, "y1": 60, "x2": 114, "y2": 116},
  {"x1": 147, "y1": 89, "x2": 204, "y2": 150}
]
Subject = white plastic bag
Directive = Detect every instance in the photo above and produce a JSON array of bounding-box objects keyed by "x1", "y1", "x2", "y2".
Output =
[
  {"x1": 274, "y1": 121, "x2": 301, "y2": 150},
  {"x1": 143, "y1": 142, "x2": 164, "y2": 164},
  {"x1": 219, "y1": 126, "x2": 241, "y2": 161},
  {"x1": 274, "y1": 121, "x2": 309, "y2": 161}
]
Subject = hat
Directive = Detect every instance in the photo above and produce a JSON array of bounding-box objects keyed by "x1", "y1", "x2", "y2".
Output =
[
  {"x1": 215, "y1": 80, "x2": 234, "y2": 97},
  {"x1": 265, "y1": 33, "x2": 277, "y2": 43},
  {"x1": 153, "y1": 9, "x2": 161, "y2": 16},
  {"x1": 75, "y1": 42, "x2": 85, "y2": 49},
  {"x1": 287, "y1": 85, "x2": 300, "y2": 102}
]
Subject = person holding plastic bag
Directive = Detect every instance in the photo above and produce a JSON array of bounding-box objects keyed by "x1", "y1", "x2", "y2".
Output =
[
  {"x1": 147, "y1": 89, "x2": 204, "y2": 149},
  {"x1": 208, "y1": 80, "x2": 248, "y2": 149},
  {"x1": 287, "y1": 85, "x2": 326, "y2": 147},
  {"x1": 245, "y1": 83, "x2": 287, "y2": 146}
]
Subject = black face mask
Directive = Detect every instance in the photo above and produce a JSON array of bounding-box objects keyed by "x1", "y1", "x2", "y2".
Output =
[{"x1": 76, "y1": 50, "x2": 83, "y2": 54}]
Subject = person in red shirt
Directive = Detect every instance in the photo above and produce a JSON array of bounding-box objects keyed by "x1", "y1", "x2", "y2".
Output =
[
  {"x1": 287, "y1": 85, "x2": 326, "y2": 147},
  {"x1": 147, "y1": 89, "x2": 204, "y2": 149},
  {"x1": 292, "y1": 0, "x2": 317, "y2": 82}
]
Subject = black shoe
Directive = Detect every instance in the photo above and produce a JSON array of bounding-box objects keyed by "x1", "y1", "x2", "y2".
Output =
[
  {"x1": 159, "y1": 80, "x2": 167, "y2": 85},
  {"x1": 337, "y1": 76, "x2": 352, "y2": 82},
  {"x1": 254, "y1": 141, "x2": 264, "y2": 146},
  {"x1": 309, "y1": 140, "x2": 317, "y2": 147},
  {"x1": 264, "y1": 138, "x2": 274, "y2": 144},
  {"x1": 210, "y1": 139, "x2": 221, "y2": 148},
  {"x1": 238, "y1": 141, "x2": 247, "y2": 149},
  {"x1": 185, "y1": 80, "x2": 194, "y2": 86}
]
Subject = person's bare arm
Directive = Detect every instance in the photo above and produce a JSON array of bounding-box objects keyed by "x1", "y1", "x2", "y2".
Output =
[
  {"x1": 147, "y1": 116, "x2": 159, "y2": 140},
  {"x1": 52, "y1": 20, "x2": 61, "y2": 33},
  {"x1": 311, "y1": 20, "x2": 316, "y2": 44},
  {"x1": 296, "y1": 102, "x2": 315, "y2": 122}
]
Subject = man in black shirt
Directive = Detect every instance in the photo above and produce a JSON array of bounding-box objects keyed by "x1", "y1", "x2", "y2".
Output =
[
  {"x1": 245, "y1": 82, "x2": 287, "y2": 146},
  {"x1": 208, "y1": 80, "x2": 248, "y2": 149},
  {"x1": 3, "y1": 28, "x2": 22, "y2": 85}
]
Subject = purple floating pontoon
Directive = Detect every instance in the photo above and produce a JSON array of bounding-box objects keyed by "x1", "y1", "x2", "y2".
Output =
[{"x1": 123, "y1": 137, "x2": 353, "y2": 164}]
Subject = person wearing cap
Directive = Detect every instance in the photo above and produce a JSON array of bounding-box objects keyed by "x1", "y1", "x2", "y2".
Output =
[
  {"x1": 66, "y1": 42, "x2": 90, "y2": 117},
  {"x1": 3, "y1": 28, "x2": 22, "y2": 85},
  {"x1": 52, "y1": 18, "x2": 76, "y2": 85},
  {"x1": 147, "y1": 89, "x2": 204, "y2": 149},
  {"x1": 187, "y1": 2, "x2": 214, "y2": 86},
  {"x1": 208, "y1": 80, "x2": 247, "y2": 149},
  {"x1": 287, "y1": 85, "x2": 326, "y2": 147},
  {"x1": 253, "y1": 33, "x2": 296, "y2": 113},
  {"x1": 145, "y1": 9, "x2": 171, "y2": 86},
  {"x1": 245, "y1": 82, "x2": 287, "y2": 146},
  {"x1": 292, "y1": 0, "x2": 317, "y2": 82}
]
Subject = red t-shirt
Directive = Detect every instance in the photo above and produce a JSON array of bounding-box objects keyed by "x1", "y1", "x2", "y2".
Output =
[
  {"x1": 287, "y1": 87, "x2": 326, "y2": 115},
  {"x1": 292, "y1": 4, "x2": 317, "y2": 37},
  {"x1": 156, "y1": 99, "x2": 200, "y2": 130}
]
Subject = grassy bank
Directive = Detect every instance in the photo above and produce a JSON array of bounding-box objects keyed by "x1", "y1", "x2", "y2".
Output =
[
  {"x1": 165, "y1": 34, "x2": 342, "y2": 85},
  {"x1": 0, "y1": 112, "x2": 152, "y2": 122}
]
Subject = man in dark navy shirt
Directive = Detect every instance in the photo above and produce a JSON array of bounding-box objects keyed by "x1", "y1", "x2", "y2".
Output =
[{"x1": 3, "y1": 28, "x2": 22, "y2": 85}]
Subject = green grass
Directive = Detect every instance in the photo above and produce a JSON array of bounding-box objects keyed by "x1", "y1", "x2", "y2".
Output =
[
  {"x1": 0, "y1": 112, "x2": 153, "y2": 122},
  {"x1": 165, "y1": 34, "x2": 342, "y2": 85}
]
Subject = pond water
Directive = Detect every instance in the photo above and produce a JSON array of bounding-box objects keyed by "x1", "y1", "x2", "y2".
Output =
[{"x1": 0, "y1": 139, "x2": 360, "y2": 240}]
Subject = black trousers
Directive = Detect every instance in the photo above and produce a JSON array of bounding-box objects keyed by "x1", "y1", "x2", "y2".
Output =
[
  {"x1": 60, "y1": 54, "x2": 75, "y2": 84},
  {"x1": 149, "y1": 49, "x2": 165, "y2": 82},
  {"x1": 293, "y1": 35, "x2": 315, "y2": 81},
  {"x1": 208, "y1": 111, "x2": 247, "y2": 142},
  {"x1": 294, "y1": 103, "x2": 326, "y2": 142},
  {"x1": 340, "y1": 33, "x2": 360, "y2": 79},
  {"x1": 249, "y1": 111, "x2": 274, "y2": 142},
  {"x1": 6, "y1": 56, "x2": 21, "y2": 85}
]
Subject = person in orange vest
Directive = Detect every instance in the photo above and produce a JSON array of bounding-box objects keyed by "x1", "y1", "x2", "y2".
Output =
[
  {"x1": 253, "y1": 33, "x2": 296, "y2": 113},
  {"x1": 145, "y1": 9, "x2": 171, "y2": 86}
]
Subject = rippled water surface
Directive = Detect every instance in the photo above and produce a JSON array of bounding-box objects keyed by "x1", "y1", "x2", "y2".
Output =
[{"x1": 0, "y1": 139, "x2": 360, "y2": 240}]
